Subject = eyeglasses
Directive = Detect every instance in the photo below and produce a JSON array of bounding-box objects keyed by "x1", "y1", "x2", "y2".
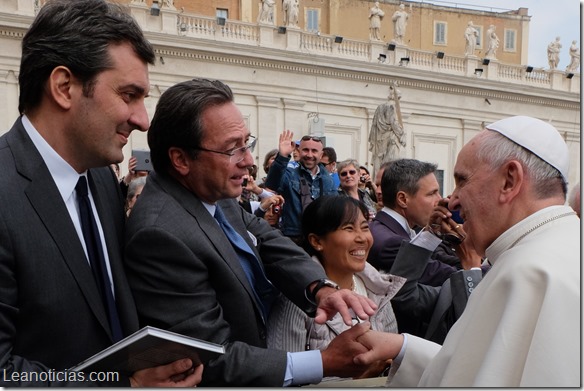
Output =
[
  {"x1": 300, "y1": 135, "x2": 322, "y2": 143},
  {"x1": 340, "y1": 169, "x2": 357, "y2": 177},
  {"x1": 194, "y1": 136, "x2": 256, "y2": 163},
  {"x1": 322, "y1": 161, "x2": 335, "y2": 166}
]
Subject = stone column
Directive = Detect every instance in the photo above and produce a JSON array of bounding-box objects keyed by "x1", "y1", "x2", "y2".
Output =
[
  {"x1": 282, "y1": 98, "x2": 306, "y2": 136},
  {"x1": 255, "y1": 96, "x2": 281, "y2": 160},
  {"x1": 0, "y1": 70, "x2": 19, "y2": 131},
  {"x1": 17, "y1": 0, "x2": 34, "y2": 15},
  {"x1": 370, "y1": 41, "x2": 387, "y2": 63},
  {"x1": 285, "y1": 27, "x2": 302, "y2": 51}
]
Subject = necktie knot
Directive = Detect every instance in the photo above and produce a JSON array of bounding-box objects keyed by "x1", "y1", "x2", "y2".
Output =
[{"x1": 76, "y1": 176, "x2": 89, "y2": 198}]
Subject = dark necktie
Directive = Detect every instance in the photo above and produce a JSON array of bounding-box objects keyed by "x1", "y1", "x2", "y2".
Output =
[
  {"x1": 214, "y1": 204, "x2": 277, "y2": 321},
  {"x1": 76, "y1": 176, "x2": 123, "y2": 342}
]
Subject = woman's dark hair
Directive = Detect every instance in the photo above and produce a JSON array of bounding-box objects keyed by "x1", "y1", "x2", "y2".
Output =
[
  {"x1": 301, "y1": 195, "x2": 369, "y2": 256},
  {"x1": 19, "y1": 0, "x2": 155, "y2": 114},
  {"x1": 262, "y1": 149, "x2": 278, "y2": 174},
  {"x1": 148, "y1": 78, "x2": 234, "y2": 175},
  {"x1": 359, "y1": 166, "x2": 370, "y2": 175}
]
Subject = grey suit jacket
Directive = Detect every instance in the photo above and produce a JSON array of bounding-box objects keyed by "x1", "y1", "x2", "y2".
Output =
[
  {"x1": 0, "y1": 118, "x2": 137, "y2": 386},
  {"x1": 124, "y1": 172, "x2": 327, "y2": 386},
  {"x1": 390, "y1": 241, "x2": 482, "y2": 342}
]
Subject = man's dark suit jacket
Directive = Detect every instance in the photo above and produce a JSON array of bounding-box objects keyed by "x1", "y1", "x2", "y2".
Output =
[
  {"x1": 0, "y1": 118, "x2": 137, "y2": 386},
  {"x1": 368, "y1": 210, "x2": 457, "y2": 287},
  {"x1": 389, "y1": 241, "x2": 483, "y2": 340},
  {"x1": 124, "y1": 172, "x2": 327, "y2": 386}
]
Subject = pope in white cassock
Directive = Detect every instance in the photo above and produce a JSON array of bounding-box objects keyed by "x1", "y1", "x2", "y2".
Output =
[{"x1": 354, "y1": 115, "x2": 580, "y2": 387}]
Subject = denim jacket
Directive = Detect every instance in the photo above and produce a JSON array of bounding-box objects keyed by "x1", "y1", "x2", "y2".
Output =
[{"x1": 265, "y1": 153, "x2": 337, "y2": 237}]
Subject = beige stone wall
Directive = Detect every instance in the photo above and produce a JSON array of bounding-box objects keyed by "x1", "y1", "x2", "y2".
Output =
[
  {"x1": 0, "y1": 0, "x2": 579, "y2": 192},
  {"x1": 166, "y1": 0, "x2": 528, "y2": 65}
]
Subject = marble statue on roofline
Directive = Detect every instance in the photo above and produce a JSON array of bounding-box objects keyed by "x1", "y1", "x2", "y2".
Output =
[
  {"x1": 566, "y1": 40, "x2": 580, "y2": 73},
  {"x1": 547, "y1": 37, "x2": 562, "y2": 70}
]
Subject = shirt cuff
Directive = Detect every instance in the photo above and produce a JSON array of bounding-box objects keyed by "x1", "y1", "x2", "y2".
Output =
[
  {"x1": 258, "y1": 188, "x2": 275, "y2": 199},
  {"x1": 388, "y1": 333, "x2": 408, "y2": 378},
  {"x1": 410, "y1": 230, "x2": 442, "y2": 251},
  {"x1": 284, "y1": 350, "x2": 323, "y2": 386}
]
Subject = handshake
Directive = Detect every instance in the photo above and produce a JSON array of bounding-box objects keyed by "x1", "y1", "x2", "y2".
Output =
[{"x1": 320, "y1": 322, "x2": 404, "y2": 380}]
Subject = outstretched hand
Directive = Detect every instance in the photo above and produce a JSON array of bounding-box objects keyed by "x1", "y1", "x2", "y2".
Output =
[
  {"x1": 315, "y1": 287, "x2": 377, "y2": 326},
  {"x1": 278, "y1": 130, "x2": 295, "y2": 157}
]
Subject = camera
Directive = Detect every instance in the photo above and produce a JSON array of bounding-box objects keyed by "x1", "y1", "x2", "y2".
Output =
[
  {"x1": 272, "y1": 204, "x2": 281, "y2": 214},
  {"x1": 360, "y1": 176, "x2": 366, "y2": 183}
]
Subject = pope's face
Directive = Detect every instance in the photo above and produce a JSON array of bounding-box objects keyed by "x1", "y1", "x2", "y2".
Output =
[{"x1": 449, "y1": 132, "x2": 502, "y2": 255}]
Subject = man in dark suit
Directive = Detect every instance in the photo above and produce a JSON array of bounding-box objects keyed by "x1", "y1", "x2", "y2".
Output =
[
  {"x1": 368, "y1": 159, "x2": 457, "y2": 287},
  {"x1": 0, "y1": 0, "x2": 200, "y2": 386},
  {"x1": 124, "y1": 78, "x2": 377, "y2": 386}
]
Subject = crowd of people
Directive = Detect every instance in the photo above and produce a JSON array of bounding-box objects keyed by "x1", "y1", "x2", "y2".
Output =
[{"x1": 0, "y1": 0, "x2": 579, "y2": 387}]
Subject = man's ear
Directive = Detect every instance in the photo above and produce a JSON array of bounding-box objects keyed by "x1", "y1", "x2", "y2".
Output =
[
  {"x1": 499, "y1": 160, "x2": 524, "y2": 203},
  {"x1": 396, "y1": 190, "x2": 408, "y2": 209},
  {"x1": 48, "y1": 66, "x2": 76, "y2": 110},
  {"x1": 168, "y1": 147, "x2": 191, "y2": 176}
]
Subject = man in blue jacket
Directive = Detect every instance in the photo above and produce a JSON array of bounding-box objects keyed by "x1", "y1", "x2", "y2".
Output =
[{"x1": 265, "y1": 130, "x2": 337, "y2": 243}]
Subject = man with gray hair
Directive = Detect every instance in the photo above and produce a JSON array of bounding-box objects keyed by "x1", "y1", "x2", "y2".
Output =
[{"x1": 354, "y1": 116, "x2": 579, "y2": 387}]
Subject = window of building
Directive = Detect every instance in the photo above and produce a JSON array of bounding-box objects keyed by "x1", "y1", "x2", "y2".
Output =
[
  {"x1": 306, "y1": 8, "x2": 320, "y2": 33},
  {"x1": 434, "y1": 21, "x2": 447, "y2": 45},
  {"x1": 216, "y1": 8, "x2": 228, "y2": 20},
  {"x1": 504, "y1": 29, "x2": 516, "y2": 52},
  {"x1": 475, "y1": 25, "x2": 483, "y2": 48}
]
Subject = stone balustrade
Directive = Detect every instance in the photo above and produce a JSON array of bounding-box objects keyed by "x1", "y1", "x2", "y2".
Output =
[{"x1": 15, "y1": 0, "x2": 580, "y2": 93}]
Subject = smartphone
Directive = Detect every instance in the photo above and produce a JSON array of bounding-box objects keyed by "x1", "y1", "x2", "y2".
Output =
[{"x1": 132, "y1": 149, "x2": 153, "y2": 172}]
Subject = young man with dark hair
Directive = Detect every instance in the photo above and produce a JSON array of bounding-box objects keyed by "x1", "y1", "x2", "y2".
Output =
[{"x1": 0, "y1": 0, "x2": 201, "y2": 386}]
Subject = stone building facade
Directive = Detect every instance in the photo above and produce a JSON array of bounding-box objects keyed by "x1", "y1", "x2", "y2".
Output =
[{"x1": 0, "y1": 0, "x2": 579, "y2": 193}]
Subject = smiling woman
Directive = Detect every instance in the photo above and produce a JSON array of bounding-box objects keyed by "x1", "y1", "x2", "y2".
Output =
[{"x1": 267, "y1": 195, "x2": 405, "y2": 380}]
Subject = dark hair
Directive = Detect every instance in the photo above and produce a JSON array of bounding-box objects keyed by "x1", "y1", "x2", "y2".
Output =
[
  {"x1": 148, "y1": 78, "x2": 234, "y2": 175},
  {"x1": 19, "y1": 0, "x2": 155, "y2": 114},
  {"x1": 381, "y1": 159, "x2": 438, "y2": 209},
  {"x1": 248, "y1": 164, "x2": 258, "y2": 180},
  {"x1": 321, "y1": 147, "x2": 337, "y2": 163},
  {"x1": 262, "y1": 149, "x2": 278, "y2": 174},
  {"x1": 301, "y1": 195, "x2": 369, "y2": 256},
  {"x1": 359, "y1": 166, "x2": 370, "y2": 175}
]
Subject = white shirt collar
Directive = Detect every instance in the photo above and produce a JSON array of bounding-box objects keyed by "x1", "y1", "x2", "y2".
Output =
[
  {"x1": 381, "y1": 206, "x2": 416, "y2": 238},
  {"x1": 21, "y1": 115, "x2": 84, "y2": 204},
  {"x1": 202, "y1": 201, "x2": 216, "y2": 217}
]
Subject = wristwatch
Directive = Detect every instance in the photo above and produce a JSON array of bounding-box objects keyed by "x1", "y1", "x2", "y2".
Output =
[{"x1": 306, "y1": 278, "x2": 340, "y2": 305}]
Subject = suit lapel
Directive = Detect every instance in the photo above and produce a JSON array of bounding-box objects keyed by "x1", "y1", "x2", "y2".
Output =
[
  {"x1": 152, "y1": 173, "x2": 264, "y2": 317},
  {"x1": 375, "y1": 211, "x2": 410, "y2": 239},
  {"x1": 9, "y1": 121, "x2": 114, "y2": 340}
]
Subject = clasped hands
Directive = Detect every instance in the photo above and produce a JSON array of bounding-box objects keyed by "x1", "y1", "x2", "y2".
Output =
[
  {"x1": 315, "y1": 288, "x2": 402, "y2": 379},
  {"x1": 321, "y1": 321, "x2": 404, "y2": 379}
]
